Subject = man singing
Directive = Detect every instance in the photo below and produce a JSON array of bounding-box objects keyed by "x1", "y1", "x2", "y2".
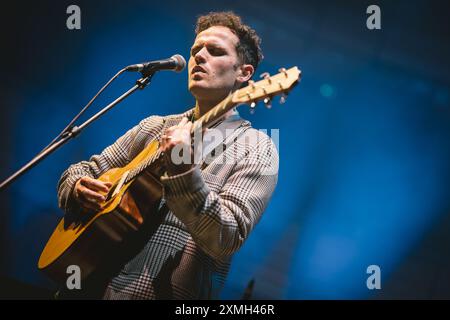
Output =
[{"x1": 57, "y1": 11, "x2": 279, "y2": 299}]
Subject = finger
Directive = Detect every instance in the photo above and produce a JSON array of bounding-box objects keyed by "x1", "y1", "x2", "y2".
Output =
[
  {"x1": 165, "y1": 125, "x2": 176, "y2": 134},
  {"x1": 179, "y1": 117, "x2": 188, "y2": 126},
  {"x1": 81, "y1": 198, "x2": 103, "y2": 212},
  {"x1": 160, "y1": 139, "x2": 173, "y2": 152},
  {"x1": 80, "y1": 177, "x2": 110, "y2": 192},
  {"x1": 79, "y1": 186, "x2": 106, "y2": 202},
  {"x1": 81, "y1": 177, "x2": 110, "y2": 193},
  {"x1": 77, "y1": 190, "x2": 102, "y2": 211},
  {"x1": 162, "y1": 130, "x2": 174, "y2": 142},
  {"x1": 160, "y1": 136, "x2": 169, "y2": 148},
  {"x1": 183, "y1": 122, "x2": 193, "y2": 135}
]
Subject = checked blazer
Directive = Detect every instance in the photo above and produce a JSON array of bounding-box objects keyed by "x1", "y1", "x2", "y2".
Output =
[{"x1": 57, "y1": 108, "x2": 279, "y2": 299}]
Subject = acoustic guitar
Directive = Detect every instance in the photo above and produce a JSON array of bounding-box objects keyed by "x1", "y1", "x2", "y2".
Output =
[{"x1": 38, "y1": 67, "x2": 301, "y2": 284}]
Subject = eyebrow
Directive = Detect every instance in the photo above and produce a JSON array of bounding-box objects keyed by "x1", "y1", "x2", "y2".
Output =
[{"x1": 191, "y1": 41, "x2": 224, "y2": 51}]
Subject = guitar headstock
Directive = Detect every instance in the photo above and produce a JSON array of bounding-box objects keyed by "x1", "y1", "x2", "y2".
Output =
[
  {"x1": 232, "y1": 66, "x2": 301, "y2": 112},
  {"x1": 193, "y1": 66, "x2": 301, "y2": 131}
]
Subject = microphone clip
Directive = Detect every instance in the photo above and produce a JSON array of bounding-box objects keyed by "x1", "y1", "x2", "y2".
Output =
[{"x1": 136, "y1": 73, "x2": 154, "y2": 89}]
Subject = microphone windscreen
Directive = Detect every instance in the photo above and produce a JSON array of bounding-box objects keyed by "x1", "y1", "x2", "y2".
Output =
[{"x1": 171, "y1": 54, "x2": 186, "y2": 72}]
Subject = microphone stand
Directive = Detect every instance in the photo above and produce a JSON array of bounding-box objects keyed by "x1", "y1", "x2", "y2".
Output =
[{"x1": 0, "y1": 73, "x2": 154, "y2": 191}]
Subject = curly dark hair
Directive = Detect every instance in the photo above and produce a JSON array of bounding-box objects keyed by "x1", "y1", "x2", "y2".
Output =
[{"x1": 195, "y1": 11, "x2": 264, "y2": 71}]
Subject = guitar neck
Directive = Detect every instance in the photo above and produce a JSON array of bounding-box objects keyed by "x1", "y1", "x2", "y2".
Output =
[
  {"x1": 191, "y1": 93, "x2": 235, "y2": 133},
  {"x1": 125, "y1": 66, "x2": 300, "y2": 183},
  {"x1": 121, "y1": 94, "x2": 235, "y2": 184}
]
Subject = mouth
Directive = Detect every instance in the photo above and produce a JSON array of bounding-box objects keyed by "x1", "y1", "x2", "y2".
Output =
[{"x1": 191, "y1": 65, "x2": 207, "y2": 75}]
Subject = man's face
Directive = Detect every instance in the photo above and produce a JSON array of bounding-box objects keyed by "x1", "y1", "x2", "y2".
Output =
[{"x1": 188, "y1": 26, "x2": 243, "y2": 102}]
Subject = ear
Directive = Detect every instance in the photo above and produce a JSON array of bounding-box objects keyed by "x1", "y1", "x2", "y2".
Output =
[{"x1": 236, "y1": 64, "x2": 254, "y2": 85}]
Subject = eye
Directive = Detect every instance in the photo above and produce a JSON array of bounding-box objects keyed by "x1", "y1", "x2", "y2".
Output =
[
  {"x1": 208, "y1": 47, "x2": 224, "y2": 56},
  {"x1": 190, "y1": 47, "x2": 200, "y2": 56}
]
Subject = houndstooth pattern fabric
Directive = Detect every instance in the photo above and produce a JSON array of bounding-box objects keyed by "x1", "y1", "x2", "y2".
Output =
[{"x1": 57, "y1": 109, "x2": 279, "y2": 299}]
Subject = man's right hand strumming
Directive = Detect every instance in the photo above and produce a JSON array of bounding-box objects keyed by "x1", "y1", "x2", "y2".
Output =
[{"x1": 73, "y1": 176, "x2": 112, "y2": 212}]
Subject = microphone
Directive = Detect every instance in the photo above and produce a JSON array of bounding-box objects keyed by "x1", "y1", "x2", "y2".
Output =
[{"x1": 126, "y1": 54, "x2": 186, "y2": 73}]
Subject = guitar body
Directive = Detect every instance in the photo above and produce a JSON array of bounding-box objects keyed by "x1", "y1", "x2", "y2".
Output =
[{"x1": 38, "y1": 140, "x2": 165, "y2": 284}]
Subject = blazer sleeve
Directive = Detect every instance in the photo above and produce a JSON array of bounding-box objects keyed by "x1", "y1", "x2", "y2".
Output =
[
  {"x1": 57, "y1": 116, "x2": 164, "y2": 217},
  {"x1": 160, "y1": 130, "x2": 279, "y2": 260}
]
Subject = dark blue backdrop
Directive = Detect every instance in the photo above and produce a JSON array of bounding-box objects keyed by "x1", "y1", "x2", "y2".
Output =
[{"x1": 1, "y1": 0, "x2": 449, "y2": 299}]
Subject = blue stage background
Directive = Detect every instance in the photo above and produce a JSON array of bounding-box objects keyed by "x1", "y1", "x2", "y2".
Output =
[{"x1": 1, "y1": 0, "x2": 449, "y2": 299}]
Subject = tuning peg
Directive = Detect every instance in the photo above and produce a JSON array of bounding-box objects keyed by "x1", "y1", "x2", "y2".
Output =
[
  {"x1": 260, "y1": 72, "x2": 272, "y2": 84},
  {"x1": 250, "y1": 101, "x2": 257, "y2": 114},
  {"x1": 263, "y1": 97, "x2": 272, "y2": 109},
  {"x1": 248, "y1": 80, "x2": 256, "y2": 90},
  {"x1": 278, "y1": 67, "x2": 288, "y2": 77},
  {"x1": 277, "y1": 81, "x2": 285, "y2": 90},
  {"x1": 279, "y1": 93, "x2": 287, "y2": 104}
]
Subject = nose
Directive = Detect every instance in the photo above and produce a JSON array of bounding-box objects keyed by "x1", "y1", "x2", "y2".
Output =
[{"x1": 194, "y1": 47, "x2": 207, "y2": 64}]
